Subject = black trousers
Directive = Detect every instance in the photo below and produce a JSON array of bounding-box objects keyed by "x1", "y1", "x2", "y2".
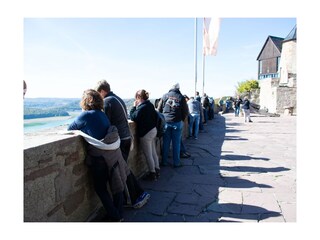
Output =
[
  {"x1": 120, "y1": 138, "x2": 144, "y2": 204},
  {"x1": 90, "y1": 156, "x2": 123, "y2": 220}
]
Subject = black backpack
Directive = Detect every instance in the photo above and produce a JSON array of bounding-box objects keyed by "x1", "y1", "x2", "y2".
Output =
[{"x1": 156, "y1": 111, "x2": 166, "y2": 138}]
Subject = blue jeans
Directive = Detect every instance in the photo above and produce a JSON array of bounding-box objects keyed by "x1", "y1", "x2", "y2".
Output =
[
  {"x1": 235, "y1": 106, "x2": 240, "y2": 116},
  {"x1": 188, "y1": 113, "x2": 200, "y2": 138},
  {"x1": 203, "y1": 108, "x2": 208, "y2": 123},
  {"x1": 162, "y1": 121, "x2": 183, "y2": 166}
]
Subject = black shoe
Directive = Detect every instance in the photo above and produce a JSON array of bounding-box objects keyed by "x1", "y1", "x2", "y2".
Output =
[
  {"x1": 180, "y1": 152, "x2": 190, "y2": 158},
  {"x1": 173, "y1": 163, "x2": 183, "y2": 168},
  {"x1": 155, "y1": 168, "x2": 160, "y2": 178},
  {"x1": 185, "y1": 152, "x2": 191, "y2": 157},
  {"x1": 143, "y1": 172, "x2": 157, "y2": 181}
]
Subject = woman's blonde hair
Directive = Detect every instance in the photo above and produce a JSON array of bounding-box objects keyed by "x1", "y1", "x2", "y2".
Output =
[{"x1": 80, "y1": 89, "x2": 104, "y2": 110}]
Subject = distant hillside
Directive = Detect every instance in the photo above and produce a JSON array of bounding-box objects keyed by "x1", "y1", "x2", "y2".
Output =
[
  {"x1": 24, "y1": 108, "x2": 70, "y2": 119},
  {"x1": 24, "y1": 98, "x2": 81, "y2": 119},
  {"x1": 23, "y1": 97, "x2": 158, "y2": 120},
  {"x1": 23, "y1": 98, "x2": 140, "y2": 120}
]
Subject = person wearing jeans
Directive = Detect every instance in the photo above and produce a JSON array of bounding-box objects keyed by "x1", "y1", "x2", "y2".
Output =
[
  {"x1": 187, "y1": 97, "x2": 201, "y2": 139},
  {"x1": 189, "y1": 113, "x2": 200, "y2": 139},
  {"x1": 234, "y1": 95, "x2": 243, "y2": 117},
  {"x1": 157, "y1": 83, "x2": 189, "y2": 168},
  {"x1": 162, "y1": 121, "x2": 183, "y2": 167}
]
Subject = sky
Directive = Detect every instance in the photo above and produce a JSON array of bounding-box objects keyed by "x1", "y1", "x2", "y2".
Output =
[
  {"x1": 2, "y1": 0, "x2": 320, "y2": 239},
  {"x1": 24, "y1": 17, "x2": 296, "y2": 99}
]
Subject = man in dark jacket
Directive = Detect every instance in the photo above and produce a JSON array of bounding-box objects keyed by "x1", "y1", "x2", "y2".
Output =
[
  {"x1": 95, "y1": 80, "x2": 150, "y2": 209},
  {"x1": 157, "y1": 83, "x2": 189, "y2": 167}
]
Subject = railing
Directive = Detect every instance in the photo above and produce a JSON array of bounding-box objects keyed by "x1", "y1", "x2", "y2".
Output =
[{"x1": 258, "y1": 73, "x2": 279, "y2": 80}]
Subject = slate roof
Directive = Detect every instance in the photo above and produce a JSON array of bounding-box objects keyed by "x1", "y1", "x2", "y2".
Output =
[
  {"x1": 283, "y1": 25, "x2": 297, "y2": 42},
  {"x1": 270, "y1": 36, "x2": 284, "y2": 52},
  {"x1": 256, "y1": 36, "x2": 284, "y2": 60}
]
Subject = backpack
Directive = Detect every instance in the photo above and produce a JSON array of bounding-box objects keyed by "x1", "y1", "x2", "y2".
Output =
[{"x1": 156, "y1": 111, "x2": 166, "y2": 138}]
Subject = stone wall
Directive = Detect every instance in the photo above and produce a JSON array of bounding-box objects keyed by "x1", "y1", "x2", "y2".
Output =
[
  {"x1": 276, "y1": 86, "x2": 297, "y2": 114},
  {"x1": 24, "y1": 134, "x2": 98, "y2": 221},
  {"x1": 24, "y1": 121, "x2": 155, "y2": 222}
]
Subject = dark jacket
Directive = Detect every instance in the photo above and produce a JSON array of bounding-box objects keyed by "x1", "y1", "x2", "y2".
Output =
[
  {"x1": 85, "y1": 126, "x2": 130, "y2": 195},
  {"x1": 242, "y1": 99, "x2": 250, "y2": 110},
  {"x1": 103, "y1": 91, "x2": 131, "y2": 140},
  {"x1": 129, "y1": 100, "x2": 157, "y2": 138},
  {"x1": 157, "y1": 88, "x2": 189, "y2": 123},
  {"x1": 234, "y1": 98, "x2": 243, "y2": 108}
]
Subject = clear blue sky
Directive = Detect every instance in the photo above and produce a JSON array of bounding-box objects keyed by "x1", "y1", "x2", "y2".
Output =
[{"x1": 24, "y1": 17, "x2": 296, "y2": 99}]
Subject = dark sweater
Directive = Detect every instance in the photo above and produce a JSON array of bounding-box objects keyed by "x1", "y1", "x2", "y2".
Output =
[{"x1": 130, "y1": 100, "x2": 157, "y2": 138}]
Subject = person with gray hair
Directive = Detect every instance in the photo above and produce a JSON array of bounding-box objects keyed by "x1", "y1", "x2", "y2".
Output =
[{"x1": 157, "y1": 83, "x2": 189, "y2": 167}]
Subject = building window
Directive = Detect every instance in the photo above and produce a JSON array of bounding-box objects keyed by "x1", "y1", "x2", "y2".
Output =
[{"x1": 276, "y1": 57, "x2": 281, "y2": 72}]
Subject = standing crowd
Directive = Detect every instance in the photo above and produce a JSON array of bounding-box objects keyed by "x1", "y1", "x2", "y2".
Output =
[
  {"x1": 22, "y1": 77, "x2": 253, "y2": 222},
  {"x1": 24, "y1": 79, "x2": 251, "y2": 222},
  {"x1": 65, "y1": 79, "x2": 250, "y2": 222}
]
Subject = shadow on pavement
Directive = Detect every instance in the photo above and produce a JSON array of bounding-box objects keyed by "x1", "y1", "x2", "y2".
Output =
[{"x1": 122, "y1": 114, "x2": 285, "y2": 222}]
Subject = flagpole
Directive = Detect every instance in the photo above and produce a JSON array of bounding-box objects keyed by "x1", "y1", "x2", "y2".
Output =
[
  {"x1": 202, "y1": 53, "x2": 206, "y2": 95},
  {"x1": 202, "y1": 18, "x2": 206, "y2": 96},
  {"x1": 194, "y1": 18, "x2": 198, "y2": 95}
]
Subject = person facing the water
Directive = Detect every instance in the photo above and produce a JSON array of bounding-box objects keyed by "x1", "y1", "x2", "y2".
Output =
[{"x1": 68, "y1": 89, "x2": 129, "y2": 221}]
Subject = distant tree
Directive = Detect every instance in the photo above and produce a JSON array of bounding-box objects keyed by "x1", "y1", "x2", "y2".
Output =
[{"x1": 236, "y1": 79, "x2": 259, "y2": 94}]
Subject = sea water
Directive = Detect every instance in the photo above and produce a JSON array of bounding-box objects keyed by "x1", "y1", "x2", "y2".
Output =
[{"x1": 24, "y1": 111, "x2": 81, "y2": 133}]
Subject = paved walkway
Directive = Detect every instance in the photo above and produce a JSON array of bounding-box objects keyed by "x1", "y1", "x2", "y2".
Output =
[{"x1": 123, "y1": 112, "x2": 296, "y2": 222}]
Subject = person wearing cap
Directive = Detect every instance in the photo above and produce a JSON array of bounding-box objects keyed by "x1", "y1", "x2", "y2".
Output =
[{"x1": 157, "y1": 83, "x2": 189, "y2": 167}]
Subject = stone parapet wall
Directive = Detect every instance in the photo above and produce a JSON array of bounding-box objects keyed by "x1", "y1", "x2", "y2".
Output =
[
  {"x1": 24, "y1": 134, "x2": 99, "y2": 221},
  {"x1": 24, "y1": 121, "x2": 154, "y2": 222},
  {"x1": 276, "y1": 86, "x2": 297, "y2": 114}
]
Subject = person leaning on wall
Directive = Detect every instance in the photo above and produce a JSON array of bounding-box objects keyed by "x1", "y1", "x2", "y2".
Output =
[
  {"x1": 130, "y1": 89, "x2": 160, "y2": 181},
  {"x1": 68, "y1": 89, "x2": 129, "y2": 222},
  {"x1": 94, "y1": 80, "x2": 150, "y2": 209}
]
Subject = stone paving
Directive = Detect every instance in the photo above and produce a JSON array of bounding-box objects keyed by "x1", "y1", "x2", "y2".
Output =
[{"x1": 123, "y1": 112, "x2": 296, "y2": 222}]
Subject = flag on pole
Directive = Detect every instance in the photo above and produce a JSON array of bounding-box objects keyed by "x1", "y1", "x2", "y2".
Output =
[{"x1": 203, "y1": 18, "x2": 221, "y2": 56}]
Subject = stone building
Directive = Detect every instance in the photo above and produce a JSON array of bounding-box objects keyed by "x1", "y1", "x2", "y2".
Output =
[{"x1": 257, "y1": 25, "x2": 297, "y2": 114}]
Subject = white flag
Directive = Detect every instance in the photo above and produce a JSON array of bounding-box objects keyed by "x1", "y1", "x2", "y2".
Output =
[{"x1": 203, "y1": 18, "x2": 221, "y2": 56}]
